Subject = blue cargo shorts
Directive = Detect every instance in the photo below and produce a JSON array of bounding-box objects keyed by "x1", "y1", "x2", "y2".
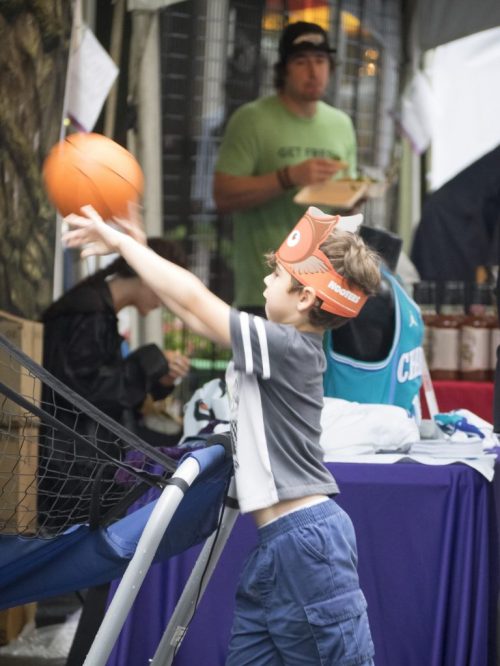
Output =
[{"x1": 226, "y1": 499, "x2": 375, "y2": 666}]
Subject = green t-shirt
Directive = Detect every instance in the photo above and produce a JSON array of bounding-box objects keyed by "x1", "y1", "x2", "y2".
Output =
[{"x1": 215, "y1": 95, "x2": 357, "y2": 308}]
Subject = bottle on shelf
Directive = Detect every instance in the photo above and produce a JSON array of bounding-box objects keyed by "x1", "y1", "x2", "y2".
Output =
[
  {"x1": 460, "y1": 282, "x2": 496, "y2": 381},
  {"x1": 490, "y1": 284, "x2": 500, "y2": 382},
  {"x1": 430, "y1": 281, "x2": 465, "y2": 381},
  {"x1": 412, "y1": 280, "x2": 437, "y2": 368}
]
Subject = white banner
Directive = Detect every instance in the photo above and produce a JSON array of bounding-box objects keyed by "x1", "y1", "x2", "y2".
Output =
[{"x1": 426, "y1": 26, "x2": 500, "y2": 190}]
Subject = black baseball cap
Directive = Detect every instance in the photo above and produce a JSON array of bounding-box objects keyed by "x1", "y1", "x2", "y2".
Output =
[{"x1": 278, "y1": 21, "x2": 336, "y2": 64}]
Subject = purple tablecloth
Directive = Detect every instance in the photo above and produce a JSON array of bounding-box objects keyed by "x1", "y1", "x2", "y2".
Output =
[{"x1": 106, "y1": 461, "x2": 499, "y2": 666}]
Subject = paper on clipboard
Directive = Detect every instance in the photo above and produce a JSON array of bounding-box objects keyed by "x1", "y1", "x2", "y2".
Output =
[{"x1": 294, "y1": 179, "x2": 369, "y2": 210}]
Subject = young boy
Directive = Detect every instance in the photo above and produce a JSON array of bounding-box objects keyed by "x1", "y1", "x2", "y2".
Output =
[{"x1": 63, "y1": 204, "x2": 380, "y2": 665}]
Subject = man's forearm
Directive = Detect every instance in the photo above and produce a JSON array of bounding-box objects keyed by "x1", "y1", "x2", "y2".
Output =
[{"x1": 213, "y1": 171, "x2": 286, "y2": 213}]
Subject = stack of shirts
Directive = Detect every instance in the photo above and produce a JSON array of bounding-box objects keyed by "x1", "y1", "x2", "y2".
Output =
[{"x1": 410, "y1": 438, "x2": 484, "y2": 458}]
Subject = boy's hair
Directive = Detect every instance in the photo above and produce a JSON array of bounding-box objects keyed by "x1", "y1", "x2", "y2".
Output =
[{"x1": 267, "y1": 229, "x2": 381, "y2": 329}]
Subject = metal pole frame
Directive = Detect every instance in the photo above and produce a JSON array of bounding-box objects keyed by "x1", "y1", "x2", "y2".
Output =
[
  {"x1": 83, "y1": 455, "x2": 202, "y2": 666},
  {"x1": 150, "y1": 478, "x2": 239, "y2": 665}
]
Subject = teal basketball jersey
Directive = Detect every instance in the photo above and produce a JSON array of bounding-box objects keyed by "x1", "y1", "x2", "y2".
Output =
[{"x1": 323, "y1": 271, "x2": 424, "y2": 413}]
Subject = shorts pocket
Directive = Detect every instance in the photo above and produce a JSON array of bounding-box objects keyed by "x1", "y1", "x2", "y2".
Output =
[{"x1": 304, "y1": 589, "x2": 374, "y2": 666}]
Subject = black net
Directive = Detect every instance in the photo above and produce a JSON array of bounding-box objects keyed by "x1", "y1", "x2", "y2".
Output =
[{"x1": 0, "y1": 333, "x2": 177, "y2": 539}]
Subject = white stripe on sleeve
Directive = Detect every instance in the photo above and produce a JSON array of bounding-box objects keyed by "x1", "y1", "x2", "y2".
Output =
[
  {"x1": 240, "y1": 311, "x2": 253, "y2": 374},
  {"x1": 254, "y1": 317, "x2": 271, "y2": 379}
]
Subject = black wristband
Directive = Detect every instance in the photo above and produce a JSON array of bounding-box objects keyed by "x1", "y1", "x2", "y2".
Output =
[
  {"x1": 282, "y1": 166, "x2": 294, "y2": 189},
  {"x1": 277, "y1": 167, "x2": 294, "y2": 191},
  {"x1": 277, "y1": 168, "x2": 287, "y2": 190}
]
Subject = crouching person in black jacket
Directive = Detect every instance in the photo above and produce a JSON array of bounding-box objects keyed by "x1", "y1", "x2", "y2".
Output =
[{"x1": 39, "y1": 237, "x2": 190, "y2": 531}]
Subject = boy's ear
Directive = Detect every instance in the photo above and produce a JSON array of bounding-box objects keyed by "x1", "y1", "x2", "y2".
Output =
[{"x1": 297, "y1": 285, "x2": 317, "y2": 312}]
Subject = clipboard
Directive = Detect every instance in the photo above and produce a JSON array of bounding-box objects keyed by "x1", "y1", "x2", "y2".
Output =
[{"x1": 293, "y1": 179, "x2": 369, "y2": 210}]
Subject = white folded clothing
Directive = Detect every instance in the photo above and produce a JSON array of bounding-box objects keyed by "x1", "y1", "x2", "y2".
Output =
[
  {"x1": 410, "y1": 438, "x2": 484, "y2": 458},
  {"x1": 320, "y1": 398, "x2": 419, "y2": 456},
  {"x1": 450, "y1": 409, "x2": 498, "y2": 449}
]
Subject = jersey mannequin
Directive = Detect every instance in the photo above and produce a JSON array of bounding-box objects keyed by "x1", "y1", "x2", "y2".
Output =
[{"x1": 323, "y1": 225, "x2": 423, "y2": 414}]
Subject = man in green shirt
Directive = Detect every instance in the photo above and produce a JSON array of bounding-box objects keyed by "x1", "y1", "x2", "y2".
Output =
[{"x1": 214, "y1": 21, "x2": 357, "y2": 314}]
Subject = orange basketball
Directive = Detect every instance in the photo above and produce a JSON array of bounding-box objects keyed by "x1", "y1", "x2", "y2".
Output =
[{"x1": 42, "y1": 133, "x2": 144, "y2": 220}]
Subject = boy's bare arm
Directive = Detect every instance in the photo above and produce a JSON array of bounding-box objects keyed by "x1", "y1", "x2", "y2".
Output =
[
  {"x1": 156, "y1": 290, "x2": 224, "y2": 343},
  {"x1": 63, "y1": 207, "x2": 231, "y2": 347}
]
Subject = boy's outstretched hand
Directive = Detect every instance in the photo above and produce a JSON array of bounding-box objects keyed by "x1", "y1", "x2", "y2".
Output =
[
  {"x1": 63, "y1": 204, "x2": 124, "y2": 257},
  {"x1": 112, "y1": 201, "x2": 147, "y2": 246}
]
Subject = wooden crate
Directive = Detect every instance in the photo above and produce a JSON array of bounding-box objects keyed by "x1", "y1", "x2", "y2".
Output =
[
  {"x1": 0, "y1": 425, "x2": 38, "y2": 534},
  {"x1": 0, "y1": 310, "x2": 43, "y2": 426},
  {"x1": 0, "y1": 602, "x2": 37, "y2": 645}
]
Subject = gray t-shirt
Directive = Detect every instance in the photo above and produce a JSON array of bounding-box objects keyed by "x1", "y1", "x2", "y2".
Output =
[{"x1": 227, "y1": 309, "x2": 339, "y2": 513}]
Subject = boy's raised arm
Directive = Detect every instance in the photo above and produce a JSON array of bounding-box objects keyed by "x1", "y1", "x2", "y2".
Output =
[{"x1": 63, "y1": 206, "x2": 232, "y2": 347}]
